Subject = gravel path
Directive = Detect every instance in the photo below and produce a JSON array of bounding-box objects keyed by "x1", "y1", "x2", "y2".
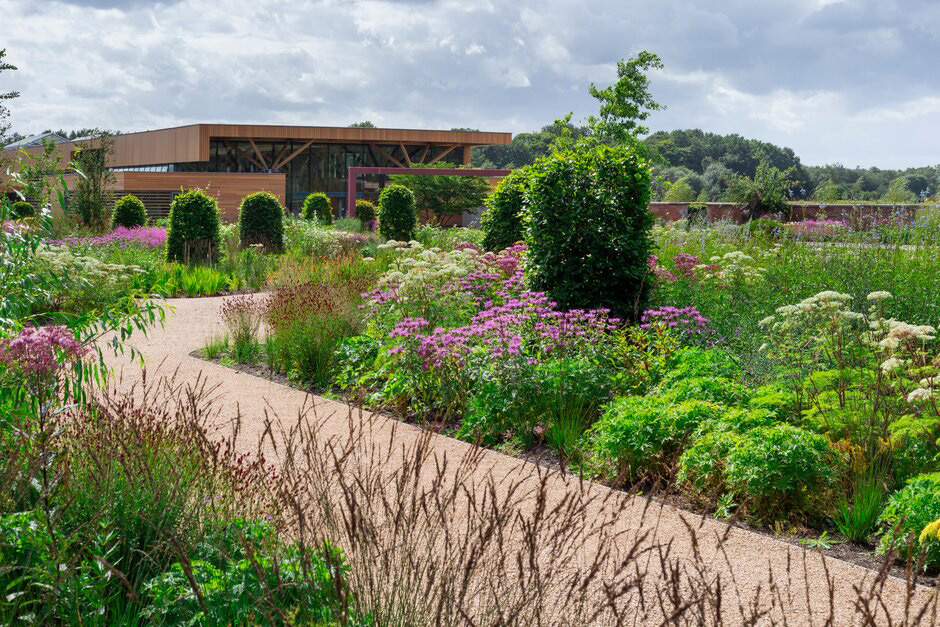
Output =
[{"x1": 105, "y1": 296, "x2": 937, "y2": 625}]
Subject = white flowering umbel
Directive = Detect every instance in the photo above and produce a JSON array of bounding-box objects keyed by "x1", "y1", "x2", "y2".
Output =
[
  {"x1": 760, "y1": 289, "x2": 940, "y2": 449},
  {"x1": 698, "y1": 250, "x2": 766, "y2": 285}
]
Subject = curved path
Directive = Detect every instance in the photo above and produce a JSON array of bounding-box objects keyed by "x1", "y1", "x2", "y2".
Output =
[{"x1": 106, "y1": 296, "x2": 937, "y2": 625}]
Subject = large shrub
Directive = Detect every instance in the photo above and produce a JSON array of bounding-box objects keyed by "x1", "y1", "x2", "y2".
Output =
[
  {"x1": 355, "y1": 199, "x2": 377, "y2": 225},
  {"x1": 378, "y1": 184, "x2": 417, "y2": 242},
  {"x1": 111, "y1": 194, "x2": 147, "y2": 229},
  {"x1": 166, "y1": 189, "x2": 221, "y2": 264},
  {"x1": 878, "y1": 473, "x2": 940, "y2": 571},
  {"x1": 481, "y1": 168, "x2": 528, "y2": 252},
  {"x1": 524, "y1": 143, "x2": 654, "y2": 320},
  {"x1": 302, "y1": 193, "x2": 333, "y2": 224},
  {"x1": 238, "y1": 191, "x2": 284, "y2": 253},
  {"x1": 10, "y1": 201, "x2": 34, "y2": 220}
]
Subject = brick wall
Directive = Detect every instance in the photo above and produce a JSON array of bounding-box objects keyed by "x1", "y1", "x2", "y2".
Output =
[{"x1": 648, "y1": 202, "x2": 924, "y2": 226}]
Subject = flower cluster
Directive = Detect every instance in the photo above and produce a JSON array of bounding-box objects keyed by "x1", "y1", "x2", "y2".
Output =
[
  {"x1": 640, "y1": 306, "x2": 714, "y2": 336},
  {"x1": 35, "y1": 246, "x2": 143, "y2": 285},
  {"x1": 700, "y1": 251, "x2": 765, "y2": 284},
  {"x1": 0, "y1": 325, "x2": 89, "y2": 379},
  {"x1": 50, "y1": 226, "x2": 167, "y2": 249}
]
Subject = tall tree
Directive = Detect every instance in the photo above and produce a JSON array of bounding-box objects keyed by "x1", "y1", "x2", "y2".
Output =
[
  {"x1": 0, "y1": 49, "x2": 20, "y2": 145},
  {"x1": 587, "y1": 50, "x2": 664, "y2": 145},
  {"x1": 349, "y1": 121, "x2": 376, "y2": 128},
  {"x1": 71, "y1": 131, "x2": 116, "y2": 231},
  {"x1": 390, "y1": 164, "x2": 489, "y2": 221}
]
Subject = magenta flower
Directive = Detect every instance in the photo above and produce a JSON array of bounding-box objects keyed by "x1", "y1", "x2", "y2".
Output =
[
  {"x1": 49, "y1": 226, "x2": 167, "y2": 249},
  {"x1": 0, "y1": 325, "x2": 89, "y2": 379}
]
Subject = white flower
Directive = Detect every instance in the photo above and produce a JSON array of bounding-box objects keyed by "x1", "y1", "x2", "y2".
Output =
[
  {"x1": 841, "y1": 311, "x2": 865, "y2": 322},
  {"x1": 880, "y1": 357, "x2": 904, "y2": 372},
  {"x1": 879, "y1": 337, "x2": 901, "y2": 350},
  {"x1": 867, "y1": 291, "x2": 892, "y2": 302},
  {"x1": 813, "y1": 290, "x2": 851, "y2": 303},
  {"x1": 759, "y1": 316, "x2": 776, "y2": 328},
  {"x1": 907, "y1": 388, "x2": 934, "y2": 403}
]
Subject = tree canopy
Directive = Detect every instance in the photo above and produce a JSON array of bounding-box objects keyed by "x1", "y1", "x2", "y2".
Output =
[{"x1": 390, "y1": 165, "x2": 490, "y2": 218}]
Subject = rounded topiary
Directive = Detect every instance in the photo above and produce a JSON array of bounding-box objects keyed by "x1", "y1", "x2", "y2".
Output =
[
  {"x1": 355, "y1": 199, "x2": 377, "y2": 226},
  {"x1": 524, "y1": 143, "x2": 653, "y2": 321},
  {"x1": 10, "y1": 200, "x2": 35, "y2": 220},
  {"x1": 238, "y1": 191, "x2": 284, "y2": 253},
  {"x1": 302, "y1": 193, "x2": 333, "y2": 224},
  {"x1": 111, "y1": 194, "x2": 147, "y2": 229},
  {"x1": 166, "y1": 189, "x2": 221, "y2": 264},
  {"x1": 377, "y1": 184, "x2": 417, "y2": 242},
  {"x1": 481, "y1": 168, "x2": 527, "y2": 252}
]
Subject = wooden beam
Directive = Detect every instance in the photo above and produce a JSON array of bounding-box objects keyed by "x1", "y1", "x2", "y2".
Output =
[
  {"x1": 370, "y1": 144, "x2": 404, "y2": 168},
  {"x1": 427, "y1": 144, "x2": 458, "y2": 165},
  {"x1": 399, "y1": 142, "x2": 412, "y2": 167},
  {"x1": 270, "y1": 143, "x2": 290, "y2": 170},
  {"x1": 248, "y1": 139, "x2": 268, "y2": 169},
  {"x1": 416, "y1": 144, "x2": 430, "y2": 164},
  {"x1": 226, "y1": 141, "x2": 266, "y2": 170},
  {"x1": 272, "y1": 140, "x2": 313, "y2": 170}
]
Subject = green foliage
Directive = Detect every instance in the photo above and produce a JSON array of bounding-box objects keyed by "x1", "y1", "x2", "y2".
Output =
[
  {"x1": 334, "y1": 216, "x2": 363, "y2": 233},
  {"x1": 835, "y1": 471, "x2": 887, "y2": 544},
  {"x1": 882, "y1": 176, "x2": 918, "y2": 204},
  {"x1": 481, "y1": 167, "x2": 527, "y2": 252},
  {"x1": 10, "y1": 200, "x2": 33, "y2": 220},
  {"x1": 878, "y1": 473, "x2": 940, "y2": 570},
  {"x1": 238, "y1": 191, "x2": 284, "y2": 253},
  {"x1": 111, "y1": 194, "x2": 146, "y2": 229},
  {"x1": 663, "y1": 177, "x2": 697, "y2": 202},
  {"x1": 657, "y1": 348, "x2": 739, "y2": 388},
  {"x1": 378, "y1": 184, "x2": 417, "y2": 242},
  {"x1": 726, "y1": 161, "x2": 796, "y2": 219},
  {"x1": 748, "y1": 218, "x2": 784, "y2": 240},
  {"x1": 391, "y1": 165, "x2": 489, "y2": 220},
  {"x1": 587, "y1": 50, "x2": 664, "y2": 144},
  {"x1": 71, "y1": 132, "x2": 116, "y2": 231},
  {"x1": 302, "y1": 192, "x2": 333, "y2": 224},
  {"x1": 524, "y1": 142, "x2": 653, "y2": 320},
  {"x1": 659, "y1": 376, "x2": 750, "y2": 406},
  {"x1": 355, "y1": 199, "x2": 377, "y2": 224},
  {"x1": 166, "y1": 189, "x2": 221, "y2": 264}
]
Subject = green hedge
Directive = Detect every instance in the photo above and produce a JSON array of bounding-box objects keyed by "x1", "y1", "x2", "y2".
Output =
[
  {"x1": 524, "y1": 143, "x2": 654, "y2": 320},
  {"x1": 481, "y1": 168, "x2": 527, "y2": 252},
  {"x1": 355, "y1": 199, "x2": 377, "y2": 225},
  {"x1": 302, "y1": 193, "x2": 333, "y2": 224},
  {"x1": 112, "y1": 194, "x2": 147, "y2": 229},
  {"x1": 10, "y1": 200, "x2": 34, "y2": 220},
  {"x1": 238, "y1": 191, "x2": 284, "y2": 253},
  {"x1": 166, "y1": 189, "x2": 221, "y2": 264},
  {"x1": 377, "y1": 184, "x2": 417, "y2": 242}
]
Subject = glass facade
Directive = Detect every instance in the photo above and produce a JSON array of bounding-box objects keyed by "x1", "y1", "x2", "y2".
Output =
[{"x1": 206, "y1": 140, "x2": 464, "y2": 213}]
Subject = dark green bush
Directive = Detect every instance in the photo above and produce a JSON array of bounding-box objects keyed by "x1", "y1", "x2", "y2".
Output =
[
  {"x1": 355, "y1": 199, "x2": 377, "y2": 225},
  {"x1": 111, "y1": 194, "x2": 147, "y2": 229},
  {"x1": 10, "y1": 200, "x2": 34, "y2": 220},
  {"x1": 378, "y1": 184, "x2": 417, "y2": 242},
  {"x1": 238, "y1": 191, "x2": 284, "y2": 253},
  {"x1": 878, "y1": 473, "x2": 940, "y2": 571},
  {"x1": 524, "y1": 143, "x2": 653, "y2": 320},
  {"x1": 166, "y1": 189, "x2": 221, "y2": 264},
  {"x1": 481, "y1": 168, "x2": 528, "y2": 252},
  {"x1": 302, "y1": 193, "x2": 333, "y2": 224}
]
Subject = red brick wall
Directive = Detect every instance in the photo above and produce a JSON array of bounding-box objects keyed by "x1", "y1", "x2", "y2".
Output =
[{"x1": 648, "y1": 202, "x2": 922, "y2": 226}]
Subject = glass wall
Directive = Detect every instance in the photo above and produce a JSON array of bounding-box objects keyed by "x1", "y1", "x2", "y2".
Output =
[{"x1": 198, "y1": 140, "x2": 464, "y2": 213}]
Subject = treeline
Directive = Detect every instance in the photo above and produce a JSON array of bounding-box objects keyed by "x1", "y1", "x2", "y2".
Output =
[{"x1": 471, "y1": 125, "x2": 939, "y2": 203}]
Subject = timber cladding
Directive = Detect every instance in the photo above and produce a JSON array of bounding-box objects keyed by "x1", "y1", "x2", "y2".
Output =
[{"x1": 120, "y1": 172, "x2": 286, "y2": 220}]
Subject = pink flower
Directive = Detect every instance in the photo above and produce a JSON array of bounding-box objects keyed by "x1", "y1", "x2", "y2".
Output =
[{"x1": 0, "y1": 325, "x2": 89, "y2": 379}]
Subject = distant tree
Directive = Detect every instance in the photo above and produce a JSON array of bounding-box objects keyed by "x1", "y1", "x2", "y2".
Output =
[
  {"x1": 726, "y1": 161, "x2": 796, "y2": 219},
  {"x1": 71, "y1": 131, "x2": 116, "y2": 231},
  {"x1": 663, "y1": 177, "x2": 697, "y2": 202},
  {"x1": 390, "y1": 165, "x2": 489, "y2": 220},
  {"x1": 471, "y1": 120, "x2": 593, "y2": 169},
  {"x1": 587, "y1": 51, "x2": 665, "y2": 145},
  {"x1": 349, "y1": 121, "x2": 376, "y2": 128},
  {"x1": 882, "y1": 177, "x2": 918, "y2": 204},
  {"x1": 813, "y1": 178, "x2": 843, "y2": 202},
  {"x1": 0, "y1": 49, "x2": 19, "y2": 146}
]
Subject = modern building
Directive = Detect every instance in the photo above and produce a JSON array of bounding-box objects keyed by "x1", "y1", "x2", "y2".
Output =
[{"x1": 2, "y1": 123, "x2": 512, "y2": 220}]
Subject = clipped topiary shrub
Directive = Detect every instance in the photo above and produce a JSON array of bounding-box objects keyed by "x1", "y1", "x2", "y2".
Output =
[
  {"x1": 238, "y1": 191, "x2": 284, "y2": 253},
  {"x1": 524, "y1": 143, "x2": 653, "y2": 320},
  {"x1": 377, "y1": 184, "x2": 417, "y2": 242},
  {"x1": 302, "y1": 193, "x2": 333, "y2": 224},
  {"x1": 10, "y1": 200, "x2": 34, "y2": 220},
  {"x1": 878, "y1": 473, "x2": 940, "y2": 571},
  {"x1": 481, "y1": 167, "x2": 528, "y2": 252},
  {"x1": 166, "y1": 189, "x2": 221, "y2": 264},
  {"x1": 355, "y1": 199, "x2": 377, "y2": 226},
  {"x1": 111, "y1": 194, "x2": 147, "y2": 229}
]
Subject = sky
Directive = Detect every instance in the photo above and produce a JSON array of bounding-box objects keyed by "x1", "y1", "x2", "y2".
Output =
[{"x1": 2, "y1": 0, "x2": 939, "y2": 169}]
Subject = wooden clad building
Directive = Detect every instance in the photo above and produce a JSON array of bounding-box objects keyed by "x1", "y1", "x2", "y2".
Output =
[{"x1": 3, "y1": 123, "x2": 512, "y2": 220}]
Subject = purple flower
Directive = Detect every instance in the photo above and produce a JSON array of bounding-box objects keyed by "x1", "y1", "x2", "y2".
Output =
[{"x1": 0, "y1": 325, "x2": 89, "y2": 379}]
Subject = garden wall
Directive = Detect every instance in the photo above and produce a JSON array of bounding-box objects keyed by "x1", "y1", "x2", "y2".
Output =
[{"x1": 648, "y1": 202, "x2": 923, "y2": 226}]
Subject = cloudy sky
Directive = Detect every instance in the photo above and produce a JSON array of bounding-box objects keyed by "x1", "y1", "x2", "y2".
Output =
[{"x1": 2, "y1": 0, "x2": 939, "y2": 168}]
